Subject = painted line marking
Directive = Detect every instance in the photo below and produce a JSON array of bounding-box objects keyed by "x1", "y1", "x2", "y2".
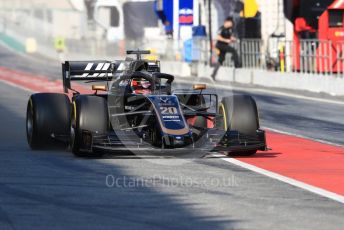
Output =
[
  {"x1": 334, "y1": 0, "x2": 344, "y2": 9},
  {"x1": 214, "y1": 154, "x2": 344, "y2": 204},
  {"x1": 0, "y1": 79, "x2": 34, "y2": 93},
  {"x1": 175, "y1": 78, "x2": 344, "y2": 106}
]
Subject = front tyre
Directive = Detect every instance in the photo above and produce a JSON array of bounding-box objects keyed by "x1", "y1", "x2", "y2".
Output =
[{"x1": 219, "y1": 95, "x2": 260, "y2": 156}]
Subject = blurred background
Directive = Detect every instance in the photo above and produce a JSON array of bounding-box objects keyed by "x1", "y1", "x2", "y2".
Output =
[{"x1": 1, "y1": 0, "x2": 344, "y2": 79}]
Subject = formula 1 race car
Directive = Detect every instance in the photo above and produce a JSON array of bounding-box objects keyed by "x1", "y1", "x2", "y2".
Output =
[{"x1": 26, "y1": 50, "x2": 267, "y2": 157}]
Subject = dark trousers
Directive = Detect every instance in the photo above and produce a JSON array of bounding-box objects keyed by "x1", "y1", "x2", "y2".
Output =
[{"x1": 216, "y1": 42, "x2": 241, "y2": 67}]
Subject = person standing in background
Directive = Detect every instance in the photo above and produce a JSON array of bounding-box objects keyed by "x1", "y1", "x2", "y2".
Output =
[{"x1": 211, "y1": 17, "x2": 241, "y2": 80}]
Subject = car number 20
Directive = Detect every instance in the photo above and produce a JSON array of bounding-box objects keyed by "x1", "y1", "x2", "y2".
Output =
[{"x1": 160, "y1": 107, "x2": 178, "y2": 115}]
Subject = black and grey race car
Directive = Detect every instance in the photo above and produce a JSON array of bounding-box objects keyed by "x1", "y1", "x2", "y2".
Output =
[{"x1": 26, "y1": 50, "x2": 267, "y2": 157}]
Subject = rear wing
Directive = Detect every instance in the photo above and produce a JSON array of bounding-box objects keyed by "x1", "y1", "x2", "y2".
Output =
[
  {"x1": 62, "y1": 58, "x2": 161, "y2": 93},
  {"x1": 62, "y1": 61, "x2": 116, "y2": 93}
]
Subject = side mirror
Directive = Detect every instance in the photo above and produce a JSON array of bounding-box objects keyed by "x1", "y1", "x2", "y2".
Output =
[{"x1": 193, "y1": 84, "x2": 207, "y2": 90}]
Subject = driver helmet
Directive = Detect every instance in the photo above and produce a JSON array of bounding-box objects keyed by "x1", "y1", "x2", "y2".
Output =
[{"x1": 131, "y1": 78, "x2": 152, "y2": 94}]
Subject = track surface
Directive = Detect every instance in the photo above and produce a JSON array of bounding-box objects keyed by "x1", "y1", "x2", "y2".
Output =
[{"x1": 1, "y1": 48, "x2": 344, "y2": 229}]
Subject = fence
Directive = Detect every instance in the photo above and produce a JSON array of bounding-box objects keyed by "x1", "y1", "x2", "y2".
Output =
[
  {"x1": 214, "y1": 39, "x2": 344, "y2": 78},
  {"x1": 335, "y1": 41, "x2": 344, "y2": 77}
]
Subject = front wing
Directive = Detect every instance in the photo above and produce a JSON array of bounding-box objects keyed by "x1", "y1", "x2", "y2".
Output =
[{"x1": 77, "y1": 128, "x2": 267, "y2": 154}]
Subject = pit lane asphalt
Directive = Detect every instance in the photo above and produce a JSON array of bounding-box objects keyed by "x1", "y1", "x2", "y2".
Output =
[{"x1": 0, "y1": 48, "x2": 344, "y2": 229}]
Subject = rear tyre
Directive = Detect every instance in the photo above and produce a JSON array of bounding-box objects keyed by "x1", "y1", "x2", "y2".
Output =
[
  {"x1": 219, "y1": 95, "x2": 259, "y2": 156},
  {"x1": 71, "y1": 96, "x2": 108, "y2": 157},
  {"x1": 26, "y1": 93, "x2": 71, "y2": 149}
]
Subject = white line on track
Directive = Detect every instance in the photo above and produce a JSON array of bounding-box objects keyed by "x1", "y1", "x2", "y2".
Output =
[
  {"x1": 218, "y1": 84, "x2": 344, "y2": 106},
  {"x1": 334, "y1": 0, "x2": 344, "y2": 8},
  {"x1": 0, "y1": 79, "x2": 34, "y2": 93},
  {"x1": 175, "y1": 78, "x2": 344, "y2": 106},
  {"x1": 213, "y1": 154, "x2": 344, "y2": 205}
]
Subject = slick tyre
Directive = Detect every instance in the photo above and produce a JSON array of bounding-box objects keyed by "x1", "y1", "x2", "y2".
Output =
[
  {"x1": 26, "y1": 93, "x2": 71, "y2": 149},
  {"x1": 71, "y1": 96, "x2": 108, "y2": 157},
  {"x1": 219, "y1": 95, "x2": 259, "y2": 156}
]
